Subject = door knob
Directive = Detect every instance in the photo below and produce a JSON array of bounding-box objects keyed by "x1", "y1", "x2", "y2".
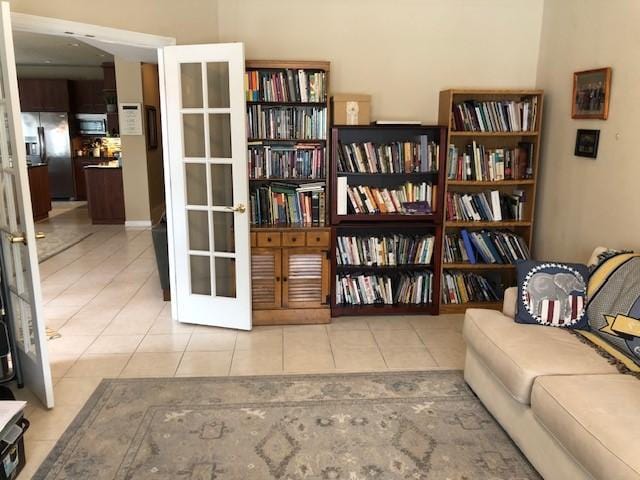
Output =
[
  {"x1": 35, "y1": 232, "x2": 46, "y2": 240},
  {"x1": 230, "y1": 204, "x2": 246, "y2": 213},
  {"x1": 8, "y1": 233, "x2": 26, "y2": 245}
]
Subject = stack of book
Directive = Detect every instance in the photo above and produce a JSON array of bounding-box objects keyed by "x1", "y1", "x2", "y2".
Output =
[
  {"x1": 451, "y1": 97, "x2": 538, "y2": 132},
  {"x1": 250, "y1": 182, "x2": 325, "y2": 225},
  {"x1": 443, "y1": 230, "x2": 530, "y2": 264},
  {"x1": 248, "y1": 142, "x2": 325, "y2": 179},
  {"x1": 336, "y1": 272, "x2": 434, "y2": 305},
  {"x1": 245, "y1": 69, "x2": 326, "y2": 103},
  {"x1": 336, "y1": 234, "x2": 435, "y2": 266},
  {"x1": 441, "y1": 271, "x2": 501, "y2": 304},
  {"x1": 337, "y1": 137, "x2": 439, "y2": 173},
  {"x1": 246, "y1": 105, "x2": 327, "y2": 140},
  {"x1": 396, "y1": 272, "x2": 434, "y2": 304},
  {"x1": 446, "y1": 190, "x2": 525, "y2": 222},
  {"x1": 447, "y1": 142, "x2": 534, "y2": 181},
  {"x1": 339, "y1": 181, "x2": 436, "y2": 215}
]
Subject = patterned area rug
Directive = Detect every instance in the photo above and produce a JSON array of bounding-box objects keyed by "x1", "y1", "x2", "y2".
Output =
[{"x1": 34, "y1": 372, "x2": 540, "y2": 479}]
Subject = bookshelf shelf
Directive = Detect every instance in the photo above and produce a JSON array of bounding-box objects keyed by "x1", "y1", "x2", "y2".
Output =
[
  {"x1": 449, "y1": 131, "x2": 539, "y2": 137},
  {"x1": 438, "y1": 89, "x2": 544, "y2": 314},
  {"x1": 332, "y1": 303, "x2": 439, "y2": 317},
  {"x1": 335, "y1": 213, "x2": 439, "y2": 223},
  {"x1": 246, "y1": 59, "x2": 331, "y2": 326},
  {"x1": 447, "y1": 179, "x2": 535, "y2": 186},
  {"x1": 445, "y1": 220, "x2": 532, "y2": 228},
  {"x1": 440, "y1": 301, "x2": 502, "y2": 314},
  {"x1": 336, "y1": 264, "x2": 433, "y2": 272},
  {"x1": 444, "y1": 263, "x2": 516, "y2": 270}
]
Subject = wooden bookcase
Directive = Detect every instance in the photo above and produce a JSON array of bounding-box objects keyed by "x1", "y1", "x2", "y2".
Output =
[
  {"x1": 329, "y1": 125, "x2": 447, "y2": 317},
  {"x1": 438, "y1": 89, "x2": 544, "y2": 313},
  {"x1": 245, "y1": 60, "x2": 331, "y2": 325}
]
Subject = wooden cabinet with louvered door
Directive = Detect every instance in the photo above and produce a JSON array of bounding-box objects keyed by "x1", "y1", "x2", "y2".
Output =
[
  {"x1": 282, "y1": 248, "x2": 330, "y2": 309},
  {"x1": 250, "y1": 227, "x2": 331, "y2": 325},
  {"x1": 251, "y1": 249, "x2": 281, "y2": 310}
]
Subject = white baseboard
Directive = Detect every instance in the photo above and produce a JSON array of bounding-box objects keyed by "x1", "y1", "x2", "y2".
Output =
[{"x1": 125, "y1": 220, "x2": 153, "y2": 228}]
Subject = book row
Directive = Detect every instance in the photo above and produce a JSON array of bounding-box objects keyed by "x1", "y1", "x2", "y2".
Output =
[
  {"x1": 444, "y1": 230, "x2": 530, "y2": 264},
  {"x1": 336, "y1": 234, "x2": 435, "y2": 266},
  {"x1": 442, "y1": 271, "x2": 501, "y2": 304},
  {"x1": 336, "y1": 272, "x2": 434, "y2": 306},
  {"x1": 446, "y1": 190, "x2": 525, "y2": 222},
  {"x1": 338, "y1": 180, "x2": 436, "y2": 215},
  {"x1": 337, "y1": 137, "x2": 439, "y2": 174},
  {"x1": 248, "y1": 143, "x2": 325, "y2": 180},
  {"x1": 451, "y1": 97, "x2": 539, "y2": 132},
  {"x1": 250, "y1": 182, "x2": 325, "y2": 226},
  {"x1": 245, "y1": 69, "x2": 327, "y2": 103},
  {"x1": 246, "y1": 105, "x2": 327, "y2": 140},
  {"x1": 447, "y1": 142, "x2": 534, "y2": 181}
]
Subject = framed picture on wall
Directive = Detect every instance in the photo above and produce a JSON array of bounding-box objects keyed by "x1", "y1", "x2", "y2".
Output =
[
  {"x1": 575, "y1": 129, "x2": 600, "y2": 158},
  {"x1": 572, "y1": 67, "x2": 612, "y2": 119},
  {"x1": 145, "y1": 106, "x2": 158, "y2": 150}
]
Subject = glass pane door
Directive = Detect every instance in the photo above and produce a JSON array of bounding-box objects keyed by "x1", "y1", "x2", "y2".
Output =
[{"x1": 161, "y1": 43, "x2": 251, "y2": 329}]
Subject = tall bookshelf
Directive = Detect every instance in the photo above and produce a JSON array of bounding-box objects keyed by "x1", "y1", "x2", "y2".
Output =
[
  {"x1": 245, "y1": 60, "x2": 332, "y2": 325},
  {"x1": 438, "y1": 89, "x2": 544, "y2": 313},
  {"x1": 330, "y1": 125, "x2": 447, "y2": 316}
]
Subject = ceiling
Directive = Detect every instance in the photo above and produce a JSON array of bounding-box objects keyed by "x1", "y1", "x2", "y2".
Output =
[{"x1": 13, "y1": 30, "x2": 112, "y2": 67}]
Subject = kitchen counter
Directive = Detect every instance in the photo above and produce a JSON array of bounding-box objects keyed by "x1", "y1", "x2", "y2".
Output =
[
  {"x1": 73, "y1": 156, "x2": 117, "y2": 200},
  {"x1": 84, "y1": 166, "x2": 125, "y2": 224},
  {"x1": 27, "y1": 163, "x2": 51, "y2": 221}
]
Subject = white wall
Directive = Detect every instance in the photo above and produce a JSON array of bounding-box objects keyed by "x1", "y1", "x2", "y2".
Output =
[
  {"x1": 534, "y1": 0, "x2": 640, "y2": 261},
  {"x1": 218, "y1": 0, "x2": 544, "y2": 123}
]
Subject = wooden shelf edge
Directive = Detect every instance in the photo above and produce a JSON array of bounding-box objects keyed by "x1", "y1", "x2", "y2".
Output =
[
  {"x1": 447, "y1": 179, "x2": 535, "y2": 186},
  {"x1": 442, "y1": 89, "x2": 544, "y2": 96},
  {"x1": 449, "y1": 131, "x2": 538, "y2": 137},
  {"x1": 246, "y1": 59, "x2": 330, "y2": 71},
  {"x1": 439, "y1": 301, "x2": 503, "y2": 314},
  {"x1": 443, "y1": 263, "x2": 516, "y2": 270},
  {"x1": 331, "y1": 304, "x2": 438, "y2": 317},
  {"x1": 445, "y1": 221, "x2": 531, "y2": 228}
]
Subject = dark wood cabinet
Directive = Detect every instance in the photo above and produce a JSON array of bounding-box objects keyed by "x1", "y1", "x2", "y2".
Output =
[
  {"x1": 27, "y1": 164, "x2": 52, "y2": 221},
  {"x1": 73, "y1": 157, "x2": 105, "y2": 200},
  {"x1": 18, "y1": 79, "x2": 70, "y2": 112},
  {"x1": 85, "y1": 167, "x2": 125, "y2": 224},
  {"x1": 70, "y1": 80, "x2": 105, "y2": 114}
]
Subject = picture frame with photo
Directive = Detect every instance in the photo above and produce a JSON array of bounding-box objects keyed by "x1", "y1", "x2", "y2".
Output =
[
  {"x1": 572, "y1": 67, "x2": 612, "y2": 119},
  {"x1": 574, "y1": 129, "x2": 600, "y2": 158}
]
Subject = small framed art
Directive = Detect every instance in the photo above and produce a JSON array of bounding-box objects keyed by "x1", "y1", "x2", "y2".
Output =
[
  {"x1": 145, "y1": 106, "x2": 158, "y2": 150},
  {"x1": 574, "y1": 129, "x2": 600, "y2": 158},
  {"x1": 572, "y1": 67, "x2": 611, "y2": 119}
]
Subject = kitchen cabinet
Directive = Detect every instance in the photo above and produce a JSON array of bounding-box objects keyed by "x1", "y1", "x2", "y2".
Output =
[
  {"x1": 250, "y1": 228, "x2": 330, "y2": 325},
  {"x1": 85, "y1": 166, "x2": 125, "y2": 224},
  {"x1": 70, "y1": 80, "x2": 105, "y2": 114},
  {"x1": 27, "y1": 164, "x2": 51, "y2": 221},
  {"x1": 73, "y1": 157, "x2": 107, "y2": 200},
  {"x1": 18, "y1": 79, "x2": 70, "y2": 112}
]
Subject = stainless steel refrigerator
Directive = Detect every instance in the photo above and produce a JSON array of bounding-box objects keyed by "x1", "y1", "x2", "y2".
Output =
[{"x1": 21, "y1": 112, "x2": 73, "y2": 199}]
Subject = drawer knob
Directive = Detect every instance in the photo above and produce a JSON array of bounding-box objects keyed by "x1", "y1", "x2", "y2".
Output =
[
  {"x1": 275, "y1": 276, "x2": 280, "y2": 282},
  {"x1": 316, "y1": 237, "x2": 320, "y2": 242},
  {"x1": 292, "y1": 237, "x2": 296, "y2": 242},
  {"x1": 267, "y1": 237, "x2": 272, "y2": 242},
  {"x1": 283, "y1": 276, "x2": 288, "y2": 282}
]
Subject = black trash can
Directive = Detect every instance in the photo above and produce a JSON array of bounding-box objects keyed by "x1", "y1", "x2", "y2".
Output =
[{"x1": 152, "y1": 213, "x2": 171, "y2": 301}]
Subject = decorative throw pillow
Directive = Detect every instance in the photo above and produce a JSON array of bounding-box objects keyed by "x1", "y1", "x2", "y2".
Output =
[
  {"x1": 515, "y1": 260, "x2": 589, "y2": 329},
  {"x1": 585, "y1": 252, "x2": 640, "y2": 369}
]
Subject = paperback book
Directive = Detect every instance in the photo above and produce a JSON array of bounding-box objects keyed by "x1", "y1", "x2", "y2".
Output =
[
  {"x1": 447, "y1": 142, "x2": 534, "y2": 181},
  {"x1": 245, "y1": 69, "x2": 326, "y2": 103},
  {"x1": 341, "y1": 181, "x2": 436, "y2": 215},
  {"x1": 250, "y1": 182, "x2": 325, "y2": 226},
  {"x1": 441, "y1": 270, "x2": 502, "y2": 304},
  {"x1": 336, "y1": 234, "x2": 435, "y2": 266},
  {"x1": 246, "y1": 105, "x2": 327, "y2": 140},
  {"x1": 336, "y1": 271, "x2": 434, "y2": 306},
  {"x1": 446, "y1": 190, "x2": 525, "y2": 222},
  {"x1": 337, "y1": 137, "x2": 439, "y2": 173},
  {"x1": 443, "y1": 230, "x2": 530, "y2": 264},
  {"x1": 451, "y1": 97, "x2": 538, "y2": 132},
  {"x1": 248, "y1": 142, "x2": 325, "y2": 179}
]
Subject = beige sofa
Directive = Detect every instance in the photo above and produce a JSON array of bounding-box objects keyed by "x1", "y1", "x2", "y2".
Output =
[{"x1": 463, "y1": 284, "x2": 640, "y2": 480}]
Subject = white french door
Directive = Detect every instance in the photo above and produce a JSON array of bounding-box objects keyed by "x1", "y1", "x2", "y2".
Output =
[
  {"x1": 160, "y1": 43, "x2": 252, "y2": 330},
  {"x1": 0, "y1": 2, "x2": 52, "y2": 407}
]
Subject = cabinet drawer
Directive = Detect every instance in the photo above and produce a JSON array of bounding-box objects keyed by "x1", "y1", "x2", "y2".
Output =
[
  {"x1": 250, "y1": 232, "x2": 257, "y2": 247},
  {"x1": 257, "y1": 232, "x2": 281, "y2": 247},
  {"x1": 282, "y1": 231, "x2": 304, "y2": 246},
  {"x1": 306, "y1": 231, "x2": 329, "y2": 247}
]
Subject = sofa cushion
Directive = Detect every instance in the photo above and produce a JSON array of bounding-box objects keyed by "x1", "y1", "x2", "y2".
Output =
[
  {"x1": 515, "y1": 260, "x2": 589, "y2": 329},
  {"x1": 532, "y1": 375, "x2": 640, "y2": 480},
  {"x1": 463, "y1": 308, "x2": 617, "y2": 404}
]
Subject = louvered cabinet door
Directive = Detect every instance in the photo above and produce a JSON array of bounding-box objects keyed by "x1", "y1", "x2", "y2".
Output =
[
  {"x1": 282, "y1": 248, "x2": 330, "y2": 309},
  {"x1": 251, "y1": 249, "x2": 282, "y2": 309}
]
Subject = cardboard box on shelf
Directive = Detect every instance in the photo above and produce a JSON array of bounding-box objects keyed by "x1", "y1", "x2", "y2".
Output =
[{"x1": 331, "y1": 94, "x2": 371, "y2": 126}]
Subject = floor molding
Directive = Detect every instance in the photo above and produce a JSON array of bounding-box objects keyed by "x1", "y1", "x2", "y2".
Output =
[{"x1": 125, "y1": 220, "x2": 152, "y2": 228}]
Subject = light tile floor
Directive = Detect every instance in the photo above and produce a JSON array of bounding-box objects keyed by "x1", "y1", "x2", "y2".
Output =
[{"x1": 15, "y1": 221, "x2": 466, "y2": 477}]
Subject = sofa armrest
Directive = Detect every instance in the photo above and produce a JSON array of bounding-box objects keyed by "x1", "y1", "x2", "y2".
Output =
[{"x1": 502, "y1": 287, "x2": 517, "y2": 318}]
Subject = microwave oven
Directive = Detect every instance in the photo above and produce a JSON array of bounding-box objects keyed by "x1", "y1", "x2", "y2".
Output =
[{"x1": 75, "y1": 113, "x2": 107, "y2": 136}]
